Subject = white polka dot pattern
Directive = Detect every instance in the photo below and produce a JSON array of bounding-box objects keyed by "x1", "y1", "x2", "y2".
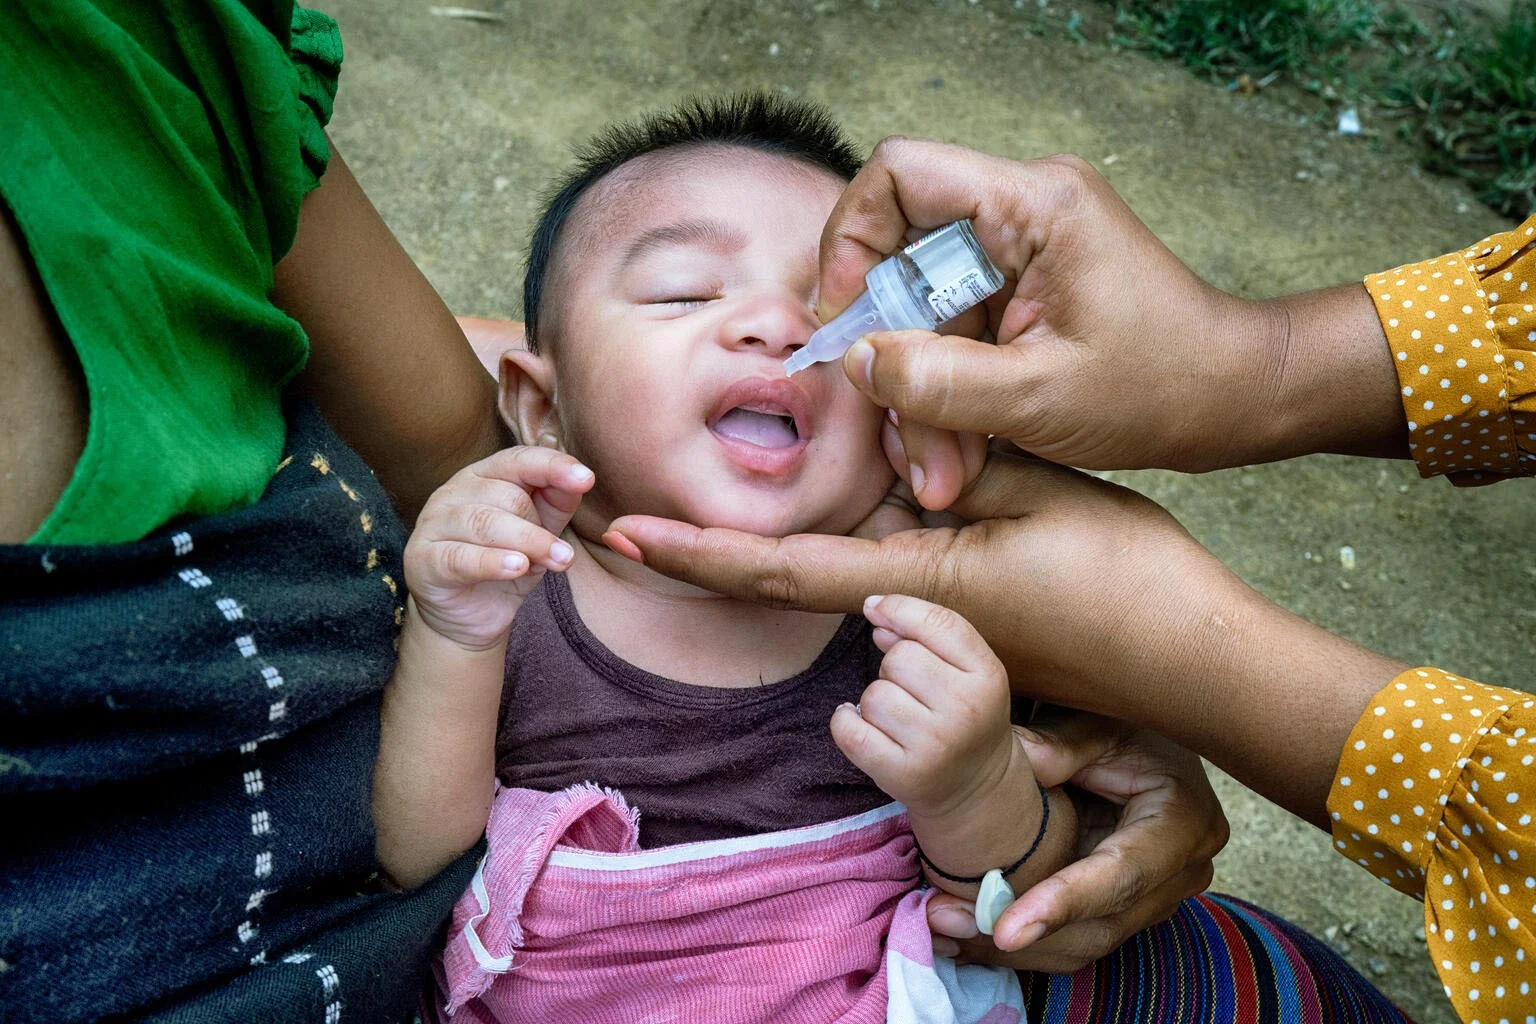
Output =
[
  {"x1": 1328, "y1": 667, "x2": 1536, "y2": 1019},
  {"x1": 1367, "y1": 214, "x2": 1536, "y2": 484}
]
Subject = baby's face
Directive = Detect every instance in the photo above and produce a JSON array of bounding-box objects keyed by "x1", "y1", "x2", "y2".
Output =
[{"x1": 542, "y1": 146, "x2": 892, "y2": 539}]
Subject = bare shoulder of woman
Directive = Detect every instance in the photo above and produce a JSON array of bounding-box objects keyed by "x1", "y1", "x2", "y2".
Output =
[{"x1": 0, "y1": 203, "x2": 87, "y2": 544}]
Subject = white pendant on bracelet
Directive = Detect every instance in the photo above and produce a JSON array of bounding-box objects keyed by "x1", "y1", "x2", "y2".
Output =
[{"x1": 974, "y1": 868, "x2": 1016, "y2": 936}]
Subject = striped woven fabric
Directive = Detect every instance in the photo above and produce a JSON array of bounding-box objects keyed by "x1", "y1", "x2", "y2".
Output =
[{"x1": 1021, "y1": 893, "x2": 1414, "y2": 1023}]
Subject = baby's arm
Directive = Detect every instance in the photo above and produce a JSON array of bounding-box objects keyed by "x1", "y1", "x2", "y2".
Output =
[
  {"x1": 834, "y1": 595, "x2": 1077, "y2": 905},
  {"x1": 373, "y1": 447, "x2": 593, "y2": 889}
]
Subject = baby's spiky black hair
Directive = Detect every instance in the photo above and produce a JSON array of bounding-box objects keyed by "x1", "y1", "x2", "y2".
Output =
[{"x1": 522, "y1": 92, "x2": 863, "y2": 351}]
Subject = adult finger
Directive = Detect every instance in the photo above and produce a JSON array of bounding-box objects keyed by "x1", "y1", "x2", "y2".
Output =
[
  {"x1": 927, "y1": 892, "x2": 982, "y2": 939},
  {"x1": 946, "y1": 864, "x2": 1211, "y2": 973},
  {"x1": 943, "y1": 448, "x2": 1139, "y2": 525},
  {"x1": 818, "y1": 138, "x2": 1037, "y2": 322},
  {"x1": 990, "y1": 815, "x2": 1202, "y2": 951},
  {"x1": 880, "y1": 418, "x2": 987, "y2": 512},
  {"x1": 1015, "y1": 713, "x2": 1136, "y2": 790},
  {"x1": 601, "y1": 519, "x2": 948, "y2": 614},
  {"x1": 906, "y1": 425, "x2": 989, "y2": 511},
  {"x1": 844, "y1": 330, "x2": 1047, "y2": 442},
  {"x1": 603, "y1": 452, "x2": 1110, "y2": 611},
  {"x1": 897, "y1": 420, "x2": 967, "y2": 510}
]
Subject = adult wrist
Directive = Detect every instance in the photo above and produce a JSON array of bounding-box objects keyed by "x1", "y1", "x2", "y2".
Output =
[
  {"x1": 1254, "y1": 285, "x2": 1408, "y2": 464},
  {"x1": 1186, "y1": 288, "x2": 1297, "y2": 470}
]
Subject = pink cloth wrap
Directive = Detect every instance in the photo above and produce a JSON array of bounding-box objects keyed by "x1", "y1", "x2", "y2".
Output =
[{"x1": 435, "y1": 783, "x2": 1023, "y2": 1024}]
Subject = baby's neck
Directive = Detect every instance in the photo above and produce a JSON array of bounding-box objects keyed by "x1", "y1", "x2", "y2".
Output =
[{"x1": 561, "y1": 532, "x2": 847, "y2": 689}]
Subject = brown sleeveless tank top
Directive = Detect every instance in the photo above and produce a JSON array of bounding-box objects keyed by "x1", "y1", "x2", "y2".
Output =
[{"x1": 496, "y1": 572, "x2": 890, "y2": 848}]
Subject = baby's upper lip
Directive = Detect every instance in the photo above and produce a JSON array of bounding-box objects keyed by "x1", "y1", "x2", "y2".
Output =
[{"x1": 707, "y1": 376, "x2": 814, "y2": 438}]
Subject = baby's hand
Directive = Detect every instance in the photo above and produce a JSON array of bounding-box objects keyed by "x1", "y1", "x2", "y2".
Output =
[
  {"x1": 832, "y1": 594, "x2": 1020, "y2": 823},
  {"x1": 403, "y1": 447, "x2": 594, "y2": 651}
]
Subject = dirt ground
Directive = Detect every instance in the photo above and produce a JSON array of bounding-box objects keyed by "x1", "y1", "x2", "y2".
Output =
[{"x1": 311, "y1": 1, "x2": 1532, "y2": 1018}]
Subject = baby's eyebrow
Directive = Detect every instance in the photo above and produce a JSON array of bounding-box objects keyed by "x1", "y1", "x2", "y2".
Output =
[{"x1": 620, "y1": 219, "x2": 748, "y2": 267}]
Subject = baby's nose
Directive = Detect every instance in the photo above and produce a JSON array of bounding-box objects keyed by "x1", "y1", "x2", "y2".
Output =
[{"x1": 721, "y1": 294, "x2": 817, "y2": 357}]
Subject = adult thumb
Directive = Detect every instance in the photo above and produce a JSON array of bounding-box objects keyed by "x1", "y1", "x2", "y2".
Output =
[
  {"x1": 844, "y1": 330, "x2": 1031, "y2": 438},
  {"x1": 1016, "y1": 714, "x2": 1133, "y2": 788}
]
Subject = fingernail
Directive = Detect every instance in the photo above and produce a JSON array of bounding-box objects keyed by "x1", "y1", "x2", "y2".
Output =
[
  {"x1": 931, "y1": 938, "x2": 961, "y2": 959},
  {"x1": 847, "y1": 338, "x2": 875, "y2": 391},
  {"x1": 502, "y1": 553, "x2": 528, "y2": 573},
  {"x1": 602, "y1": 530, "x2": 645, "y2": 564},
  {"x1": 999, "y1": 920, "x2": 1047, "y2": 951},
  {"x1": 569, "y1": 464, "x2": 594, "y2": 484},
  {"x1": 549, "y1": 540, "x2": 574, "y2": 565},
  {"x1": 886, "y1": 407, "x2": 899, "y2": 426},
  {"x1": 909, "y1": 463, "x2": 926, "y2": 498},
  {"x1": 930, "y1": 905, "x2": 980, "y2": 939},
  {"x1": 1017, "y1": 727, "x2": 1043, "y2": 747},
  {"x1": 862, "y1": 594, "x2": 885, "y2": 616}
]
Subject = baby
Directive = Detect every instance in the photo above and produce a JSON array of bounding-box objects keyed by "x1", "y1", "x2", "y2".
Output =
[{"x1": 373, "y1": 94, "x2": 1077, "y2": 1022}]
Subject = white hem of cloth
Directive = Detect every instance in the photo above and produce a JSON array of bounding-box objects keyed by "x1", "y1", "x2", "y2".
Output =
[
  {"x1": 545, "y1": 801, "x2": 907, "y2": 871},
  {"x1": 463, "y1": 856, "x2": 514, "y2": 972}
]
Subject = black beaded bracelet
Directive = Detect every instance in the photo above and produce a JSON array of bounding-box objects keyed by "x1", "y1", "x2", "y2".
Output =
[{"x1": 913, "y1": 778, "x2": 1051, "y2": 885}]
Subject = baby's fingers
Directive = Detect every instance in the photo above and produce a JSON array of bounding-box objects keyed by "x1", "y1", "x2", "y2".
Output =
[
  {"x1": 872, "y1": 637, "x2": 961, "y2": 712},
  {"x1": 473, "y1": 447, "x2": 593, "y2": 515},
  {"x1": 862, "y1": 594, "x2": 996, "y2": 674},
  {"x1": 437, "y1": 504, "x2": 574, "y2": 572},
  {"x1": 830, "y1": 699, "x2": 904, "y2": 781},
  {"x1": 419, "y1": 539, "x2": 532, "y2": 589}
]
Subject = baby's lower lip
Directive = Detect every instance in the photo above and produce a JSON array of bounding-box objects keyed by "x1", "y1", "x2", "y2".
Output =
[{"x1": 708, "y1": 423, "x2": 808, "y2": 476}]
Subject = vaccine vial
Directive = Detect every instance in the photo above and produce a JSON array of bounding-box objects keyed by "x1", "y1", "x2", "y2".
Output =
[{"x1": 784, "y1": 219, "x2": 1004, "y2": 376}]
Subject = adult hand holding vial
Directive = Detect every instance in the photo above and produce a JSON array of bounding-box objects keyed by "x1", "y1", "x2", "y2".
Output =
[{"x1": 785, "y1": 219, "x2": 1004, "y2": 376}]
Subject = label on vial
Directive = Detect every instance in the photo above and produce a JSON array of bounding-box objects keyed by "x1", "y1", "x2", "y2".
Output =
[
  {"x1": 904, "y1": 229, "x2": 945, "y2": 255},
  {"x1": 927, "y1": 269, "x2": 989, "y2": 321}
]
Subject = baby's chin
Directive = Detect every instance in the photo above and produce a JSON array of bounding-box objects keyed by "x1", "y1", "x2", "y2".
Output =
[
  {"x1": 673, "y1": 484, "x2": 889, "y2": 539},
  {"x1": 575, "y1": 486, "x2": 888, "y2": 541}
]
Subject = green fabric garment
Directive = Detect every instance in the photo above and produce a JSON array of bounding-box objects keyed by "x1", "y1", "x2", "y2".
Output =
[{"x1": 0, "y1": 0, "x2": 342, "y2": 545}]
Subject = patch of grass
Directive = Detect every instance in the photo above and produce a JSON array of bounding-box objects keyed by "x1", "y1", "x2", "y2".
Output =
[
  {"x1": 1382, "y1": 1, "x2": 1536, "y2": 219},
  {"x1": 1104, "y1": 0, "x2": 1536, "y2": 220},
  {"x1": 1109, "y1": 0, "x2": 1376, "y2": 79}
]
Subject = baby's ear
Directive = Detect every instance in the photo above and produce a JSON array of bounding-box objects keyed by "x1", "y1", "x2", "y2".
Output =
[{"x1": 498, "y1": 349, "x2": 561, "y2": 449}]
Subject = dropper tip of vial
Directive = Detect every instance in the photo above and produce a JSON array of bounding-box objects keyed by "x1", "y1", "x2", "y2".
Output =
[{"x1": 782, "y1": 349, "x2": 817, "y2": 376}]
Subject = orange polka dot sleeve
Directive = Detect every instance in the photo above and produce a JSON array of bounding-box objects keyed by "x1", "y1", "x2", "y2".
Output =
[
  {"x1": 1365, "y1": 213, "x2": 1536, "y2": 484},
  {"x1": 1328, "y1": 669, "x2": 1536, "y2": 1019}
]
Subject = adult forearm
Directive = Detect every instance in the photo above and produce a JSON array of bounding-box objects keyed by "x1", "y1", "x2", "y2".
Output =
[
  {"x1": 1157, "y1": 586, "x2": 1406, "y2": 828},
  {"x1": 275, "y1": 144, "x2": 508, "y2": 524},
  {"x1": 981, "y1": 568, "x2": 1404, "y2": 829}
]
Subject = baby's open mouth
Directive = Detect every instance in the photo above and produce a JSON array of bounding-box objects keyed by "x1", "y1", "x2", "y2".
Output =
[
  {"x1": 706, "y1": 377, "x2": 812, "y2": 456},
  {"x1": 711, "y1": 405, "x2": 800, "y2": 449}
]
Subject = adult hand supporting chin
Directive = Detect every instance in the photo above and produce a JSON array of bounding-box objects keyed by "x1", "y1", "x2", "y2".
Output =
[
  {"x1": 815, "y1": 138, "x2": 1407, "y2": 510},
  {"x1": 603, "y1": 450, "x2": 1405, "y2": 827},
  {"x1": 928, "y1": 714, "x2": 1227, "y2": 970}
]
